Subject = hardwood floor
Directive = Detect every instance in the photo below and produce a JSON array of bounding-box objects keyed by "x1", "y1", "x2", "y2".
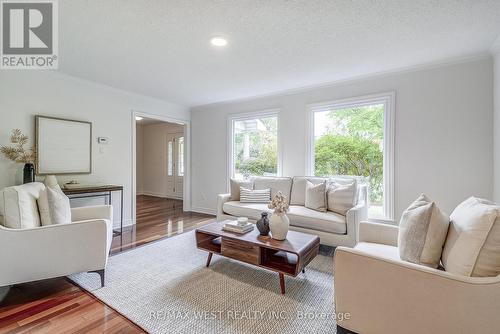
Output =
[
  {"x1": 111, "y1": 195, "x2": 214, "y2": 254},
  {"x1": 0, "y1": 196, "x2": 214, "y2": 333}
]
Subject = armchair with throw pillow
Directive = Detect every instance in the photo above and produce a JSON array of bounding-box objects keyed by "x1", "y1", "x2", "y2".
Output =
[
  {"x1": 0, "y1": 182, "x2": 113, "y2": 288},
  {"x1": 334, "y1": 195, "x2": 500, "y2": 334}
]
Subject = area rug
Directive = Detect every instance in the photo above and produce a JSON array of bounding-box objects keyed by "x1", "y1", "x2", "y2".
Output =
[{"x1": 69, "y1": 230, "x2": 337, "y2": 334}]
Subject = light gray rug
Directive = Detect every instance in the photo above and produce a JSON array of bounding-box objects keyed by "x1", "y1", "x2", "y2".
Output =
[{"x1": 69, "y1": 231, "x2": 337, "y2": 334}]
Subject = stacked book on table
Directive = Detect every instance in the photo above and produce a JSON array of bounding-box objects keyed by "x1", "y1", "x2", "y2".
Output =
[{"x1": 222, "y1": 220, "x2": 254, "y2": 234}]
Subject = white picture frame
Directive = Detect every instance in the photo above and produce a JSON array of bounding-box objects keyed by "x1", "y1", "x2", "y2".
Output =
[{"x1": 36, "y1": 116, "x2": 92, "y2": 175}]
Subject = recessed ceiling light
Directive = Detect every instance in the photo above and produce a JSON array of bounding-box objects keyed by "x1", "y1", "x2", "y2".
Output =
[
  {"x1": 210, "y1": 37, "x2": 228, "y2": 47},
  {"x1": 135, "y1": 116, "x2": 143, "y2": 121}
]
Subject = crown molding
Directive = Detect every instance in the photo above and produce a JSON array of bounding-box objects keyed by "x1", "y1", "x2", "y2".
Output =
[{"x1": 192, "y1": 52, "x2": 491, "y2": 109}]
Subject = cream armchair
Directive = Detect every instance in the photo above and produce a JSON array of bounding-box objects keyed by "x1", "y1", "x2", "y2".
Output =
[
  {"x1": 334, "y1": 222, "x2": 500, "y2": 334},
  {"x1": 0, "y1": 183, "x2": 113, "y2": 288}
]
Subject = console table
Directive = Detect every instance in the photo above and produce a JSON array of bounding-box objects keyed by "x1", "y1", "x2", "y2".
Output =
[{"x1": 62, "y1": 185, "x2": 124, "y2": 235}]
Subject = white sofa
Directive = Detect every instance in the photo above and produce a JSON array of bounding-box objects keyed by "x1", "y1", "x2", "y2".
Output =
[
  {"x1": 217, "y1": 176, "x2": 367, "y2": 247},
  {"x1": 334, "y1": 222, "x2": 500, "y2": 334},
  {"x1": 0, "y1": 182, "x2": 113, "y2": 288}
]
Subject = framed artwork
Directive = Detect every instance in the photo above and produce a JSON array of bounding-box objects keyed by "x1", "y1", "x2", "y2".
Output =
[{"x1": 35, "y1": 116, "x2": 92, "y2": 175}]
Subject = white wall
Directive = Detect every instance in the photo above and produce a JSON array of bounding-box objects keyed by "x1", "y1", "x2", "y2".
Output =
[
  {"x1": 191, "y1": 58, "x2": 494, "y2": 220},
  {"x1": 139, "y1": 122, "x2": 184, "y2": 198},
  {"x1": 494, "y1": 48, "x2": 500, "y2": 202},
  {"x1": 0, "y1": 71, "x2": 189, "y2": 227},
  {"x1": 136, "y1": 123, "x2": 145, "y2": 194}
]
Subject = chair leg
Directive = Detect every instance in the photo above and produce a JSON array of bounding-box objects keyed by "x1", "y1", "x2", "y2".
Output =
[
  {"x1": 0, "y1": 286, "x2": 11, "y2": 302},
  {"x1": 337, "y1": 325, "x2": 357, "y2": 334},
  {"x1": 89, "y1": 269, "x2": 105, "y2": 287}
]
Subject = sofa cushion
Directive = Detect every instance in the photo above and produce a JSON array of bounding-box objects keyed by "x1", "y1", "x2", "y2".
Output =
[
  {"x1": 305, "y1": 181, "x2": 327, "y2": 212},
  {"x1": 398, "y1": 194, "x2": 450, "y2": 269},
  {"x1": 354, "y1": 242, "x2": 401, "y2": 262},
  {"x1": 442, "y1": 197, "x2": 500, "y2": 277},
  {"x1": 229, "y1": 178, "x2": 253, "y2": 201},
  {"x1": 240, "y1": 187, "x2": 270, "y2": 203},
  {"x1": 253, "y1": 177, "x2": 292, "y2": 204},
  {"x1": 290, "y1": 176, "x2": 329, "y2": 205},
  {"x1": 0, "y1": 182, "x2": 45, "y2": 229},
  {"x1": 327, "y1": 179, "x2": 357, "y2": 215},
  {"x1": 223, "y1": 201, "x2": 271, "y2": 220},
  {"x1": 223, "y1": 202, "x2": 346, "y2": 235},
  {"x1": 287, "y1": 205, "x2": 346, "y2": 234}
]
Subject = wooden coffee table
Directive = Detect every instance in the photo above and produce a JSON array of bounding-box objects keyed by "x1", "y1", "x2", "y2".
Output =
[{"x1": 195, "y1": 221, "x2": 320, "y2": 294}]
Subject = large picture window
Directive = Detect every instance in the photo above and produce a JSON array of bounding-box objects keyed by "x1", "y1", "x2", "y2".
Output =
[
  {"x1": 228, "y1": 111, "x2": 280, "y2": 179},
  {"x1": 309, "y1": 93, "x2": 394, "y2": 220}
]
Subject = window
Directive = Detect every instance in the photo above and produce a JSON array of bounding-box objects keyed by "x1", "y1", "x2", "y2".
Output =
[
  {"x1": 308, "y1": 93, "x2": 394, "y2": 220},
  {"x1": 178, "y1": 136, "x2": 184, "y2": 176},
  {"x1": 167, "y1": 140, "x2": 173, "y2": 176},
  {"x1": 228, "y1": 111, "x2": 280, "y2": 179}
]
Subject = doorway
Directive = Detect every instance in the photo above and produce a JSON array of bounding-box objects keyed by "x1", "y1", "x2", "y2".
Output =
[
  {"x1": 166, "y1": 132, "x2": 184, "y2": 199},
  {"x1": 135, "y1": 117, "x2": 184, "y2": 200}
]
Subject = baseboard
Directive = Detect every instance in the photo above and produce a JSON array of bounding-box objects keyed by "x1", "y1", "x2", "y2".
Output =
[
  {"x1": 112, "y1": 218, "x2": 134, "y2": 229},
  {"x1": 139, "y1": 191, "x2": 182, "y2": 200},
  {"x1": 190, "y1": 206, "x2": 216, "y2": 216}
]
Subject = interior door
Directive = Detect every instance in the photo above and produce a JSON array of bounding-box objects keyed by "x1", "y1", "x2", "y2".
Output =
[
  {"x1": 166, "y1": 133, "x2": 184, "y2": 199},
  {"x1": 175, "y1": 135, "x2": 184, "y2": 198}
]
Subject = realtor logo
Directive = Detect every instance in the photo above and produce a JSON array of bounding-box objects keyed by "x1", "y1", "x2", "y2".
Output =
[{"x1": 1, "y1": 0, "x2": 58, "y2": 69}]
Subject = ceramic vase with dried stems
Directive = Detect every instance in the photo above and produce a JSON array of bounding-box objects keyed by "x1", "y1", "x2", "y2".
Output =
[{"x1": 268, "y1": 191, "x2": 290, "y2": 240}]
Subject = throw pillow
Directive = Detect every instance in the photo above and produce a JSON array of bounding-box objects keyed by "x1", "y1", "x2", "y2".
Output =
[
  {"x1": 290, "y1": 176, "x2": 329, "y2": 205},
  {"x1": 239, "y1": 187, "x2": 271, "y2": 203},
  {"x1": 398, "y1": 194, "x2": 450, "y2": 268},
  {"x1": 442, "y1": 197, "x2": 500, "y2": 277},
  {"x1": 253, "y1": 177, "x2": 293, "y2": 205},
  {"x1": 230, "y1": 178, "x2": 253, "y2": 201},
  {"x1": 1, "y1": 183, "x2": 44, "y2": 229},
  {"x1": 38, "y1": 187, "x2": 51, "y2": 226},
  {"x1": 305, "y1": 181, "x2": 327, "y2": 212},
  {"x1": 327, "y1": 179, "x2": 357, "y2": 215},
  {"x1": 46, "y1": 185, "x2": 72, "y2": 225}
]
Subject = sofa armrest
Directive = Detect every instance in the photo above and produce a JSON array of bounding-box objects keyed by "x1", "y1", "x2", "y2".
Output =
[
  {"x1": 334, "y1": 247, "x2": 500, "y2": 334},
  {"x1": 0, "y1": 219, "x2": 112, "y2": 286},
  {"x1": 345, "y1": 200, "x2": 367, "y2": 247},
  {"x1": 217, "y1": 193, "x2": 231, "y2": 219},
  {"x1": 358, "y1": 221, "x2": 398, "y2": 246},
  {"x1": 71, "y1": 205, "x2": 113, "y2": 222}
]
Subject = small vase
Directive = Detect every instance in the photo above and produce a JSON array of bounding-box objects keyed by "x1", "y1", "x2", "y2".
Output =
[
  {"x1": 23, "y1": 163, "x2": 35, "y2": 184},
  {"x1": 256, "y1": 212, "x2": 270, "y2": 236},
  {"x1": 269, "y1": 213, "x2": 289, "y2": 240}
]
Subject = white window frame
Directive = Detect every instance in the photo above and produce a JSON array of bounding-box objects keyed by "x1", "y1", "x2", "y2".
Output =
[
  {"x1": 227, "y1": 109, "x2": 282, "y2": 184},
  {"x1": 306, "y1": 92, "x2": 395, "y2": 222}
]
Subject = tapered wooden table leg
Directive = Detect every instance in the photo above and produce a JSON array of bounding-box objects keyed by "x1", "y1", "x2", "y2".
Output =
[
  {"x1": 206, "y1": 252, "x2": 213, "y2": 267},
  {"x1": 279, "y1": 273, "x2": 285, "y2": 294}
]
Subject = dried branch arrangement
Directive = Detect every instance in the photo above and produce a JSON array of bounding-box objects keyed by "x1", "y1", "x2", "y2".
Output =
[
  {"x1": 0, "y1": 129, "x2": 36, "y2": 164},
  {"x1": 268, "y1": 191, "x2": 289, "y2": 215}
]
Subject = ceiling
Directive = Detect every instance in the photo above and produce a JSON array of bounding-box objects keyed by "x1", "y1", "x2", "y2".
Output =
[{"x1": 60, "y1": 1, "x2": 500, "y2": 107}]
